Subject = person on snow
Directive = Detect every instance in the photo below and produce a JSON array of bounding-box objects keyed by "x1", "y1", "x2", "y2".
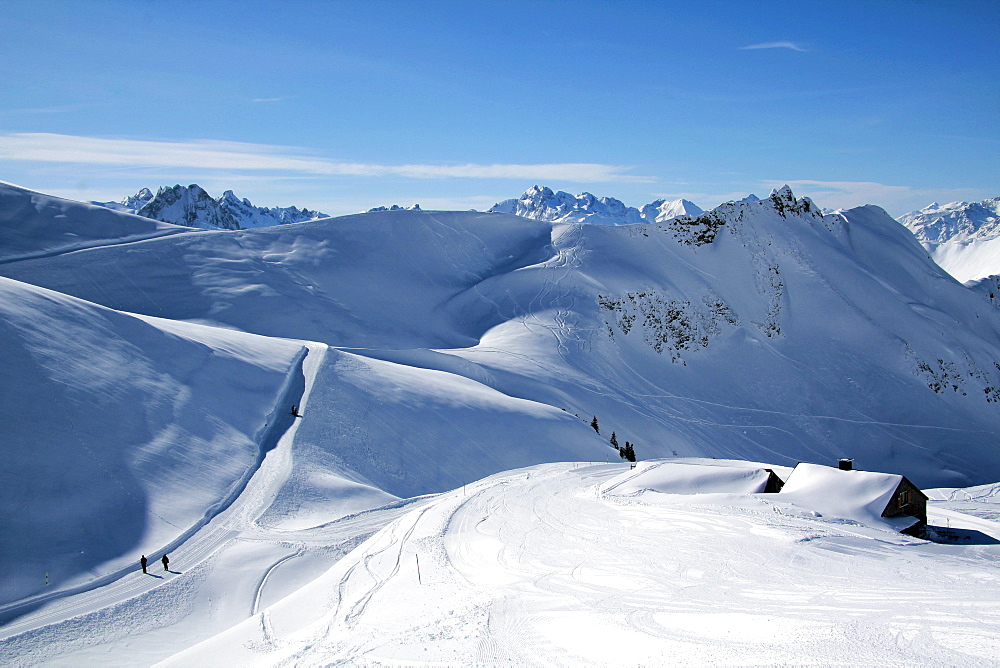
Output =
[
  {"x1": 161, "y1": 554, "x2": 170, "y2": 571},
  {"x1": 140, "y1": 555, "x2": 147, "y2": 574},
  {"x1": 291, "y1": 405, "x2": 302, "y2": 417}
]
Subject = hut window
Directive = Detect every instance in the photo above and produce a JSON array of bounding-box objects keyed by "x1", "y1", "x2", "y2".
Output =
[{"x1": 899, "y1": 489, "x2": 911, "y2": 505}]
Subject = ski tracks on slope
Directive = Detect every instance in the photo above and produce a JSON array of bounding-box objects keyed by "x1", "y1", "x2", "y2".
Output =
[{"x1": 0, "y1": 342, "x2": 324, "y2": 650}]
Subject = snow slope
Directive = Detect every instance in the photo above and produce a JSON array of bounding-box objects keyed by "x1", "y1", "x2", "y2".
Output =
[
  {"x1": 898, "y1": 197, "x2": 1000, "y2": 281},
  {"x1": 164, "y1": 461, "x2": 1000, "y2": 666},
  {"x1": 0, "y1": 275, "x2": 307, "y2": 607},
  {"x1": 0, "y1": 181, "x2": 191, "y2": 263}
]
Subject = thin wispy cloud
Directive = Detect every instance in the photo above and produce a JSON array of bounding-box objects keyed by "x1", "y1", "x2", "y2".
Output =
[
  {"x1": 0, "y1": 133, "x2": 651, "y2": 184},
  {"x1": 250, "y1": 97, "x2": 286, "y2": 103},
  {"x1": 740, "y1": 41, "x2": 808, "y2": 52}
]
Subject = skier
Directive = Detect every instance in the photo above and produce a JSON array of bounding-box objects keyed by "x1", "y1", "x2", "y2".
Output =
[
  {"x1": 140, "y1": 555, "x2": 147, "y2": 574},
  {"x1": 291, "y1": 405, "x2": 302, "y2": 417},
  {"x1": 161, "y1": 554, "x2": 170, "y2": 571}
]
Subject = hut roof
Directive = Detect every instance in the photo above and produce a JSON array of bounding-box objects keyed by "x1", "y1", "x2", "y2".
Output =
[
  {"x1": 601, "y1": 460, "x2": 782, "y2": 497},
  {"x1": 779, "y1": 463, "x2": 917, "y2": 531}
]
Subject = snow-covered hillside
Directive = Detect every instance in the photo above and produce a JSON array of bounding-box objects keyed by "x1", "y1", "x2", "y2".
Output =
[
  {"x1": 489, "y1": 185, "x2": 704, "y2": 225},
  {"x1": 898, "y1": 197, "x2": 1000, "y2": 282},
  {"x1": 3, "y1": 181, "x2": 1000, "y2": 663},
  {"x1": 5, "y1": 182, "x2": 1000, "y2": 489},
  {"x1": 0, "y1": 181, "x2": 191, "y2": 263},
  {"x1": 94, "y1": 184, "x2": 328, "y2": 230},
  {"x1": 0, "y1": 275, "x2": 307, "y2": 606}
]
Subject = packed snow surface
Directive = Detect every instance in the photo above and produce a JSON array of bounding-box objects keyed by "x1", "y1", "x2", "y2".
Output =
[{"x1": 164, "y1": 462, "x2": 1000, "y2": 666}]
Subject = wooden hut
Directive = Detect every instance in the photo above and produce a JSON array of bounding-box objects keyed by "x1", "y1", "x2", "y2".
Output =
[{"x1": 779, "y1": 462, "x2": 927, "y2": 535}]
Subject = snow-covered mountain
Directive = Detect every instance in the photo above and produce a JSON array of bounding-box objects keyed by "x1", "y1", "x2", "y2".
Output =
[
  {"x1": 4, "y1": 180, "x2": 1000, "y2": 663},
  {"x1": 367, "y1": 203, "x2": 422, "y2": 212},
  {"x1": 489, "y1": 184, "x2": 704, "y2": 225},
  {"x1": 898, "y1": 197, "x2": 1000, "y2": 282},
  {"x1": 94, "y1": 184, "x2": 328, "y2": 230},
  {"x1": 6, "y1": 180, "x2": 1000, "y2": 491}
]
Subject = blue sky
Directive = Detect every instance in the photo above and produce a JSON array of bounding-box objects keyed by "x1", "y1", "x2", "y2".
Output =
[{"x1": 1, "y1": 0, "x2": 997, "y2": 217}]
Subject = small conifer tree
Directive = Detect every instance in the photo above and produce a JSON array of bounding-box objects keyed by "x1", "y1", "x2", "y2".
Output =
[
  {"x1": 590, "y1": 416, "x2": 599, "y2": 433},
  {"x1": 610, "y1": 431, "x2": 619, "y2": 450},
  {"x1": 623, "y1": 442, "x2": 637, "y2": 462}
]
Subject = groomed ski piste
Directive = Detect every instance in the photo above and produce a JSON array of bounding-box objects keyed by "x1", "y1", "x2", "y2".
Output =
[
  {"x1": 2, "y1": 181, "x2": 1000, "y2": 664},
  {"x1": 7, "y1": 457, "x2": 1000, "y2": 665}
]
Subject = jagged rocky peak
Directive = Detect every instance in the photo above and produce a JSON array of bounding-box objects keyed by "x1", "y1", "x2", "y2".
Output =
[
  {"x1": 490, "y1": 186, "x2": 795, "y2": 227},
  {"x1": 490, "y1": 186, "x2": 649, "y2": 225},
  {"x1": 97, "y1": 185, "x2": 328, "y2": 230},
  {"x1": 121, "y1": 187, "x2": 154, "y2": 210},
  {"x1": 752, "y1": 185, "x2": 822, "y2": 219}
]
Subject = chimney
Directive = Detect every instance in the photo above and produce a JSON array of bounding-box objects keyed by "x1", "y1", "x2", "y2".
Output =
[{"x1": 838, "y1": 458, "x2": 853, "y2": 471}]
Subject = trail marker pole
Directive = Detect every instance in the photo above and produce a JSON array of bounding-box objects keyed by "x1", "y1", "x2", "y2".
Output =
[{"x1": 415, "y1": 554, "x2": 422, "y2": 585}]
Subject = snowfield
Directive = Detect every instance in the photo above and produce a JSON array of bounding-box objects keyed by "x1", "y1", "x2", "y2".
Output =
[
  {"x1": 2, "y1": 181, "x2": 1000, "y2": 664},
  {"x1": 166, "y1": 462, "x2": 1000, "y2": 666}
]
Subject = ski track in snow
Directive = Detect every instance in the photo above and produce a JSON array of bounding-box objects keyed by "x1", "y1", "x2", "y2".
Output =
[
  {"x1": 0, "y1": 343, "x2": 317, "y2": 633},
  {"x1": 166, "y1": 462, "x2": 1000, "y2": 666},
  {"x1": 0, "y1": 343, "x2": 432, "y2": 664}
]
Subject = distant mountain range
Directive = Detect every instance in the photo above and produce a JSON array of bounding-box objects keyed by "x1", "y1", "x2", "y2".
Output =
[
  {"x1": 95, "y1": 184, "x2": 328, "y2": 230},
  {"x1": 489, "y1": 185, "x2": 712, "y2": 225},
  {"x1": 96, "y1": 183, "x2": 1000, "y2": 284},
  {"x1": 897, "y1": 197, "x2": 1000, "y2": 283}
]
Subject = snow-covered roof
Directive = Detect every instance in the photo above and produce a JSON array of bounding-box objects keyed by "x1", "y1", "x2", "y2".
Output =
[
  {"x1": 601, "y1": 460, "x2": 781, "y2": 497},
  {"x1": 778, "y1": 463, "x2": 915, "y2": 530}
]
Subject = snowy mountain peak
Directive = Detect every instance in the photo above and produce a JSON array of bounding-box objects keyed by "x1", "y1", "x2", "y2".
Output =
[
  {"x1": 489, "y1": 186, "x2": 815, "y2": 227},
  {"x1": 121, "y1": 187, "x2": 154, "y2": 210},
  {"x1": 489, "y1": 186, "x2": 702, "y2": 226},
  {"x1": 766, "y1": 184, "x2": 820, "y2": 217},
  {"x1": 897, "y1": 196, "x2": 1000, "y2": 282},
  {"x1": 771, "y1": 184, "x2": 795, "y2": 200},
  {"x1": 95, "y1": 185, "x2": 328, "y2": 230},
  {"x1": 367, "y1": 203, "x2": 423, "y2": 212},
  {"x1": 640, "y1": 198, "x2": 704, "y2": 223},
  {"x1": 899, "y1": 197, "x2": 1000, "y2": 246}
]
